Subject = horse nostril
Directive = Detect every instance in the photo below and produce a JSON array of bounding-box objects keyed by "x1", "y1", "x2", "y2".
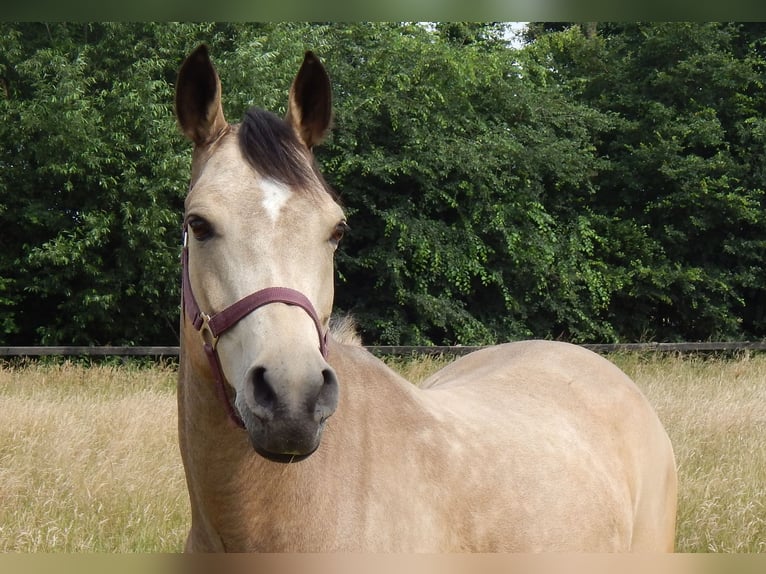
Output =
[
  {"x1": 248, "y1": 365, "x2": 338, "y2": 424},
  {"x1": 315, "y1": 368, "x2": 339, "y2": 421},
  {"x1": 251, "y1": 366, "x2": 277, "y2": 415}
]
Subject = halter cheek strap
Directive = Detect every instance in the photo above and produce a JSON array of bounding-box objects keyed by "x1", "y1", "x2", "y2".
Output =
[{"x1": 181, "y1": 229, "x2": 329, "y2": 428}]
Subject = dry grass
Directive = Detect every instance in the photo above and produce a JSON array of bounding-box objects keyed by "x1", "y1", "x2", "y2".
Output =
[
  {"x1": 1, "y1": 352, "x2": 764, "y2": 552},
  {"x1": 0, "y1": 361, "x2": 188, "y2": 552},
  {"x1": 611, "y1": 352, "x2": 766, "y2": 553}
]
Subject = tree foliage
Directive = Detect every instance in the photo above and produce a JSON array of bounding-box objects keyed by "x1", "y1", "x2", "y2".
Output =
[
  {"x1": 525, "y1": 22, "x2": 766, "y2": 341},
  {"x1": 1, "y1": 22, "x2": 765, "y2": 346}
]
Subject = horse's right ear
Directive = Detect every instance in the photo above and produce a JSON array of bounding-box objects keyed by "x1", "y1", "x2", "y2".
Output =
[{"x1": 175, "y1": 44, "x2": 228, "y2": 146}]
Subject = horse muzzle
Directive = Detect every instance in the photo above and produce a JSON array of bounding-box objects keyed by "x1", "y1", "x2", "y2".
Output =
[{"x1": 236, "y1": 362, "x2": 339, "y2": 459}]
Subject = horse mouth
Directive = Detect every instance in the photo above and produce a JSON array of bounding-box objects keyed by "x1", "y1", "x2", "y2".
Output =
[
  {"x1": 252, "y1": 445, "x2": 317, "y2": 464},
  {"x1": 239, "y1": 405, "x2": 328, "y2": 462}
]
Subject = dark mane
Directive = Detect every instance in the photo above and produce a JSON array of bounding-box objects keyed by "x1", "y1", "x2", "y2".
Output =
[{"x1": 238, "y1": 107, "x2": 321, "y2": 190}]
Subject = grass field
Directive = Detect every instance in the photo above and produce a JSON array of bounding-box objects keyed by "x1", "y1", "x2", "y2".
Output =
[{"x1": 0, "y1": 352, "x2": 764, "y2": 552}]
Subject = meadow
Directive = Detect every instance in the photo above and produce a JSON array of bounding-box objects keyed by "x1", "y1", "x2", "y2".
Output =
[{"x1": 0, "y1": 351, "x2": 764, "y2": 552}]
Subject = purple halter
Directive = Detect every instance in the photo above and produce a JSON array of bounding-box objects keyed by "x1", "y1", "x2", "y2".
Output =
[{"x1": 181, "y1": 227, "x2": 328, "y2": 428}]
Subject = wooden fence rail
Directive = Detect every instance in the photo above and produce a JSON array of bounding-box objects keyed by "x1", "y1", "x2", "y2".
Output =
[{"x1": 2, "y1": 342, "x2": 766, "y2": 358}]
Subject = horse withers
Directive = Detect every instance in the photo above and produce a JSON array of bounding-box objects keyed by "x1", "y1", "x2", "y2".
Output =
[{"x1": 174, "y1": 44, "x2": 677, "y2": 552}]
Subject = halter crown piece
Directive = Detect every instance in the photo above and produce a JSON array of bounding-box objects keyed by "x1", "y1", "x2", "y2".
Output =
[{"x1": 181, "y1": 227, "x2": 329, "y2": 428}]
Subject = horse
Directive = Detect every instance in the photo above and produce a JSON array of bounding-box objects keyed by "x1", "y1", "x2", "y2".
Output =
[{"x1": 174, "y1": 44, "x2": 677, "y2": 552}]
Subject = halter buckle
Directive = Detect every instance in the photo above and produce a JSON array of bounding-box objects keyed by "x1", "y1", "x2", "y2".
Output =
[{"x1": 199, "y1": 313, "x2": 219, "y2": 350}]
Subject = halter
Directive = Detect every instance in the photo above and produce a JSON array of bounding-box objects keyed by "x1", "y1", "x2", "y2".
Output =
[{"x1": 181, "y1": 227, "x2": 329, "y2": 429}]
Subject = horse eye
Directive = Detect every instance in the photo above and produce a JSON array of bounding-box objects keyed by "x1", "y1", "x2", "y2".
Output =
[
  {"x1": 331, "y1": 221, "x2": 348, "y2": 245},
  {"x1": 188, "y1": 217, "x2": 213, "y2": 241}
]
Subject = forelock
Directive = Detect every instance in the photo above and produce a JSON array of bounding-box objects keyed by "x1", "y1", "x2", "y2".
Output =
[{"x1": 238, "y1": 107, "x2": 315, "y2": 188}]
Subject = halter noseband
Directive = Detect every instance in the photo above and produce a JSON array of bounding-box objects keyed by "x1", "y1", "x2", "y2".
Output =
[{"x1": 181, "y1": 227, "x2": 329, "y2": 428}]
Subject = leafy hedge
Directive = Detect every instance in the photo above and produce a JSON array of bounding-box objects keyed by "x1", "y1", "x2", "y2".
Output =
[{"x1": 1, "y1": 22, "x2": 765, "y2": 345}]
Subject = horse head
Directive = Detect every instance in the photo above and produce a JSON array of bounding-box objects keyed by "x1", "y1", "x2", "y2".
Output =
[{"x1": 175, "y1": 45, "x2": 346, "y2": 460}]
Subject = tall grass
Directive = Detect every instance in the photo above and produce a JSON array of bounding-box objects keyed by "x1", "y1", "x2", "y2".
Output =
[
  {"x1": 1, "y1": 352, "x2": 764, "y2": 552},
  {"x1": 0, "y1": 361, "x2": 187, "y2": 552},
  {"x1": 612, "y1": 352, "x2": 766, "y2": 553}
]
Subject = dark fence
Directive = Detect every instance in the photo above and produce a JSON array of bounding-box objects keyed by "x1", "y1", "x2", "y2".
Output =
[{"x1": 2, "y1": 341, "x2": 766, "y2": 358}]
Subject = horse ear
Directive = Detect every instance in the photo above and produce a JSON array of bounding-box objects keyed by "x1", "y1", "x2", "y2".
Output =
[
  {"x1": 175, "y1": 44, "x2": 228, "y2": 145},
  {"x1": 285, "y1": 51, "x2": 332, "y2": 149}
]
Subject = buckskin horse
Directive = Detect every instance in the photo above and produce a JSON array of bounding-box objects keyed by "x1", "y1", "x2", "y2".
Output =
[{"x1": 174, "y1": 44, "x2": 677, "y2": 552}]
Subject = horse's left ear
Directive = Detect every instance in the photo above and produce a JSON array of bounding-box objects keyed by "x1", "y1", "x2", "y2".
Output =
[{"x1": 285, "y1": 51, "x2": 332, "y2": 149}]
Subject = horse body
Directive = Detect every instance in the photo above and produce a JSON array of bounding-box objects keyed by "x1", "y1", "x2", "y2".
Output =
[
  {"x1": 179, "y1": 335, "x2": 675, "y2": 552},
  {"x1": 175, "y1": 45, "x2": 677, "y2": 552}
]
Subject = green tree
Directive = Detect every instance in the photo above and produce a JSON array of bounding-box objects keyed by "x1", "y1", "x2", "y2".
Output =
[
  {"x1": 0, "y1": 23, "x2": 211, "y2": 344},
  {"x1": 589, "y1": 23, "x2": 766, "y2": 341},
  {"x1": 4, "y1": 22, "x2": 765, "y2": 346},
  {"x1": 308, "y1": 23, "x2": 618, "y2": 343},
  {"x1": 519, "y1": 21, "x2": 766, "y2": 342}
]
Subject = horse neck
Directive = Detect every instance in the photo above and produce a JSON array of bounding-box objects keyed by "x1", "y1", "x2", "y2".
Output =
[
  {"x1": 327, "y1": 338, "x2": 424, "y2": 420},
  {"x1": 176, "y1": 317, "x2": 247, "y2": 463},
  {"x1": 178, "y1": 323, "x2": 438, "y2": 549}
]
